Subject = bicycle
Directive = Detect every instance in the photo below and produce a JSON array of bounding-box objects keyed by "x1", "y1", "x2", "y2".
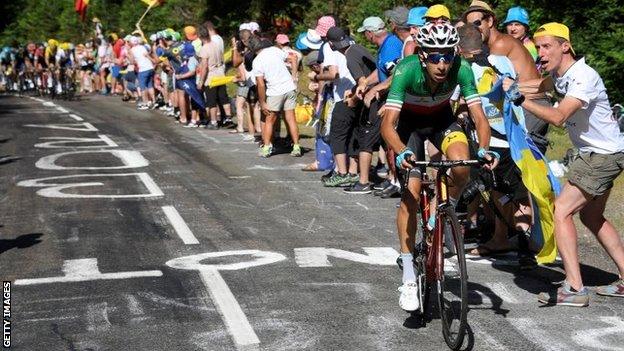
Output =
[{"x1": 401, "y1": 158, "x2": 482, "y2": 350}]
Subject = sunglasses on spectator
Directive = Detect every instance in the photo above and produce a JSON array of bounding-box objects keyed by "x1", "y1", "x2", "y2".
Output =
[
  {"x1": 471, "y1": 18, "x2": 484, "y2": 27},
  {"x1": 424, "y1": 52, "x2": 455, "y2": 64}
]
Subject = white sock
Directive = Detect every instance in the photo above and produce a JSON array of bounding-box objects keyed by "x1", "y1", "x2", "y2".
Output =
[{"x1": 400, "y1": 252, "x2": 416, "y2": 283}]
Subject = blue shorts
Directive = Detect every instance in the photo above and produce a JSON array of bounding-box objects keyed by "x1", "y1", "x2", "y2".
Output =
[
  {"x1": 137, "y1": 69, "x2": 154, "y2": 90},
  {"x1": 111, "y1": 65, "x2": 121, "y2": 79}
]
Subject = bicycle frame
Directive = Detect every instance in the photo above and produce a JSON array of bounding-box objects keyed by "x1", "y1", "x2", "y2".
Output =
[{"x1": 418, "y1": 168, "x2": 451, "y2": 283}]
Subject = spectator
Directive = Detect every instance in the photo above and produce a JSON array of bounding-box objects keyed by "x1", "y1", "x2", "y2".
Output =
[
  {"x1": 129, "y1": 35, "x2": 156, "y2": 110},
  {"x1": 503, "y1": 6, "x2": 538, "y2": 62},
  {"x1": 196, "y1": 25, "x2": 230, "y2": 129},
  {"x1": 252, "y1": 39, "x2": 302, "y2": 157}
]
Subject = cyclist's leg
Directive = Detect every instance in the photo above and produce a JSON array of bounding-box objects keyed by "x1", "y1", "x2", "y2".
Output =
[
  {"x1": 433, "y1": 122, "x2": 470, "y2": 201},
  {"x1": 397, "y1": 129, "x2": 426, "y2": 278}
]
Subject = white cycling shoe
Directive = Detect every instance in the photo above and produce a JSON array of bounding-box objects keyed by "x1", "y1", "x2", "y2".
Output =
[{"x1": 398, "y1": 282, "x2": 420, "y2": 312}]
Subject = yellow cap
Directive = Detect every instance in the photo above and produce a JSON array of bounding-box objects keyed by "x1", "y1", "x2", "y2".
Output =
[
  {"x1": 534, "y1": 22, "x2": 575, "y2": 54},
  {"x1": 425, "y1": 4, "x2": 451, "y2": 20},
  {"x1": 534, "y1": 22, "x2": 570, "y2": 41}
]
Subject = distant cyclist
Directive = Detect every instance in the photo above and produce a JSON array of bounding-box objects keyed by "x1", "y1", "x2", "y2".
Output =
[{"x1": 380, "y1": 22, "x2": 498, "y2": 311}]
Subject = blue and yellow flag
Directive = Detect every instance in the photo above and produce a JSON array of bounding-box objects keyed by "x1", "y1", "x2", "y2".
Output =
[{"x1": 478, "y1": 56, "x2": 560, "y2": 264}]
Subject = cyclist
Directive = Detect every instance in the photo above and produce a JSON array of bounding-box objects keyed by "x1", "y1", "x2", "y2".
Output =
[
  {"x1": 380, "y1": 22, "x2": 498, "y2": 311},
  {"x1": 504, "y1": 22, "x2": 624, "y2": 306},
  {"x1": 44, "y1": 39, "x2": 58, "y2": 69}
]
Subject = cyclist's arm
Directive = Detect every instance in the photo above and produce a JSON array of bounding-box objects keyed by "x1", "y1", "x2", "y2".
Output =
[
  {"x1": 467, "y1": 103, "x2": 491, "y2": 150},
  {"x1": 381, "y1": 108, "x2": 404, "y2": 154}
]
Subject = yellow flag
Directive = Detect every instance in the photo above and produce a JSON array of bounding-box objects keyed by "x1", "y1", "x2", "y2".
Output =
[{"x1": 140, "y1": 0, "x2": 163, "y2": 7}]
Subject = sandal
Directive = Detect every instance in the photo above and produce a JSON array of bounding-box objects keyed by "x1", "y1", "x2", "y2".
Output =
[
  {"x1": 229, "y1": 129, "x2": 244, "y2": 134},
  {"x1": 301, "y1": 162, "x2": 320, "y2": 172},
  {"x1": 467, "y1": 244, "x2": 513, "y2": 257}
]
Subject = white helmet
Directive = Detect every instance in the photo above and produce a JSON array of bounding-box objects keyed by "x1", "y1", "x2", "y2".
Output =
[{"x1": 416, "y1": 22, "x2": 459, "y2": 49}]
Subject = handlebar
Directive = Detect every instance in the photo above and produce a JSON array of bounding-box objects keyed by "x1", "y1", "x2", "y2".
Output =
[{"x1": 406, "y1": 159, "x2": 482, "y2": 169}]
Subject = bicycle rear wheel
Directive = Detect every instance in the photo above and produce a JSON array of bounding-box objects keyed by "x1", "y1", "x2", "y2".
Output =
[{"x1": 436, "y1": 205, "x2": 468, "y2": 350}]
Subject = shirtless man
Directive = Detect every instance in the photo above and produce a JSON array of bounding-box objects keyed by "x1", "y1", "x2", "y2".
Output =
[{"x1": 463, "y1": 0, "x2": 550, "y2": 264}]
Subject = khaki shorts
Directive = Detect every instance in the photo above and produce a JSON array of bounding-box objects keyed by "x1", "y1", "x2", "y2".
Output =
[
  {"x1": 567, "y1": 151, "x2": 624, "y2": 197},
  {"x1": 267, "y1": 90, "x2": 296, "y2": 112}
]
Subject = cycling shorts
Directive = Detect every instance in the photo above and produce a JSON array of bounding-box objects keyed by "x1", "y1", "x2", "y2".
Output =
[{"x1": 396, "y1": 105, "x2": 468, "y2": 161}]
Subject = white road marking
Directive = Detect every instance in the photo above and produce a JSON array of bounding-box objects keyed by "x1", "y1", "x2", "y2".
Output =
[
  {"x1": 228, "y1": 176, "x2": 250, "y2": 179},
  {"x1": 162, "y1": 206, "x2": 200, "y2": 244},
  {"x1": 166, "y1": 250, "x2": 288, "y2": 349},
  {"x1": 35, "y1": 150, "x2": 149, "y2": 170},
  {"x1": 247, "y1": 164, "x2": 307, "y2": 170},
  {"x1": 30, "y1": 97, "x2": 44, "y2": 103},
  {"x1": 263, "y1": 202, "x2": 292, "y2": 212},
  {"x1": 14, "y1": 258, "x2": 163, "y2": 285},
  {"x1": 34, "y1": 135, "x2": 118, "y2": 149},
  {"x1": 166, "y1": 250, "x2": 287, "y2": 271},
  {"x1": 572, "y1": 317, "x2": 624, "y2": 351},
  {"x1": 17, "y1": 173, "x2": 164, "y2": 198},
  {"x1": 294, "y1": 247, "x2": 399, "y2": 267},
  {"x1": 196, "y1": 130, "x2": 221, "y2": 143},
  {"x1": 485, "y1": 282, "x2": 520, "y2": 304},
  {"x1": 508, "y1": 318, "x2": 574, "y2": 351},
  {"x1": 24, "y1": 122, "x2": 98, "y2": 132},
  {"x1": 42, "y1": 101, "x2": 57, "y2": 107},
  {"x1": 125, "y1": 294, "x2": 144, "y2": 316},
  {"x1": 199, "y1": 269, "x2": 260, "y2": 348},
  {"x1": 355, "y1": 202, "x2": 369, "y2": 211},
  {"x1": 56, "y1": 106, "x2": 69, "y2": 113},
  {"x1": 22, "y1": 316, "x2": 76, "y2": 323},
  {"x1": 68, "y1": 113, "x2": 84, "y2": 121},
  {"x1": 86, "y1": 302, "x2": 111, "y2": 332}
]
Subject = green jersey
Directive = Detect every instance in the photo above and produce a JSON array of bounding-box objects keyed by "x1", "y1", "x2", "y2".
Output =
[{"x1": 386, "y1": 55, "x2": 481, "y2": 115}]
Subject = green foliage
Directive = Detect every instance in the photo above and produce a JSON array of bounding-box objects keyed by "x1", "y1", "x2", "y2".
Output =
[{"x1": 1, "y1": 0, "x2": 623, "y2": 102}]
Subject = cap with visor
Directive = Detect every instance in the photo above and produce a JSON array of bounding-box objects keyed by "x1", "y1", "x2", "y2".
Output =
[
  {"x1": 357, "y1": 17, "x2": 385, "y2": 33},
  {"x1": 534, "y1": 22, "x2": 575, "y2": 55}
]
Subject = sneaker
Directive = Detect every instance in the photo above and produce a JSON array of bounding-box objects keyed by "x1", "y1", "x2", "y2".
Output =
[
  {"x1": 137, "y1": 104, "x2": 149, "y2": 110},
  {"x1": 323, "y1": 173, "x2": 352, "y2": 187},
  {"x1": 321, "y1": 170, "x2": 334, "y2": 182},
  {"x1": 205, "y1": 123, "x2": 219, "y2": 130},
  {"x1": 184, "y1": 121, "x2": 199, "y2": 128},
  {"x1": 537, "y1": 281, "x2": 590, "y2": 307},
  {"x1": 373, "y1": 179, "x2": 392, "y2": 191},
  {"x1": 346, "y1": 173, "x2": 359, "y2": 184},
  {"x1": 290, "y1": 144, "x2": 302, "y2": 157},
  {"x1": 223, "y1": 117, "x2": 234, "y2": 125},
  {"x1": 149, "y1": 102, "x2": 157, "y2": 110},
  {"x1": 242, "y1": 134, "x2": 255, "y2": 142},
  {"x1": 376, "y1": 164, "x2": 389, "y2": 178},
  {"x1": 380, "y1": 185, "x2": 401, "y2": 199},
  {"x1": 259, "y1": 144, "x2": 272, "y2": 158},
  {"x1": 596, "y1": 279, "x2": 624, "y2": 297},
  {"x1": 398, "y1": 282, "x2": 420, "y2": 311},
  {"x1": 344, "y1": 182, "x2": 373, "y2": 194}
]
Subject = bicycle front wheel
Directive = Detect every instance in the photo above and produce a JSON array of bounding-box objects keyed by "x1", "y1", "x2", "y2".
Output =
[{"x1": 436, "y1": 205, "x2": 468, "y2": 350}]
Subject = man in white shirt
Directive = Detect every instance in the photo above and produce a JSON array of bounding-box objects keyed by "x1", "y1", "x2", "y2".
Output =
[
  {"x1": 252, "y1": 40, "x2": 301, "y2": 158},
  {"x1": 129, "y1": 36, "x2": 157, "y2": 109},
  {"x1": 504, "y1": 22, "x2": 624, "y2": 307}
]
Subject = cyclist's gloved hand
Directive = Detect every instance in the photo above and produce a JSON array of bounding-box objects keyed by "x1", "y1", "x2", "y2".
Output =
[
  {"x1": 395, "y1": 147, "x2": 415, "y2": 169},
  {"x1": 504, "y1": 78, "x2": 525, "y2": 106},
  {"x1": 477, "y1": 148, "x2": 500, "y2": 170}
]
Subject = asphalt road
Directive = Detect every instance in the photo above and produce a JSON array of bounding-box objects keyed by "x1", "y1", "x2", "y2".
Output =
[{"x1": 1, "y1": 94, "x2": 623, "y2": 351}]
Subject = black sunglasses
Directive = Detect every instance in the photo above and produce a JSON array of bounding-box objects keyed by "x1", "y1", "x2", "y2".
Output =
[{"x1": 471, "y1": 17, "x2": 484, "y2": 27}]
